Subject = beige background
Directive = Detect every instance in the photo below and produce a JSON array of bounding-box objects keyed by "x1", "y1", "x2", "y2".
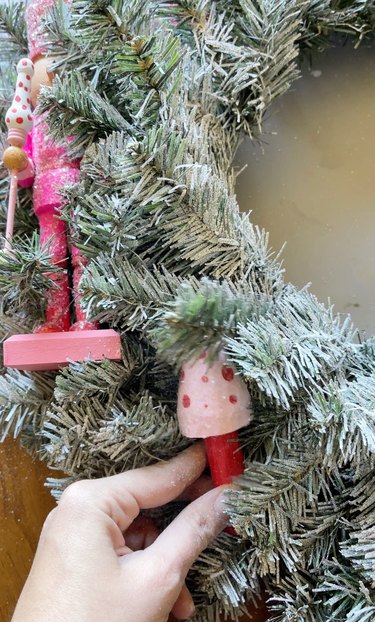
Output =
[{"x1": 236, "y1": 44, "x2": 375, "y2": 336}]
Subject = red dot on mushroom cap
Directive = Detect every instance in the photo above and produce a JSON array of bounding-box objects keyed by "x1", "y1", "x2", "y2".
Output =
[
  {"x1": 182, "y1": 394, "x2": 191, "y2": 408},
  {"x1": 15, "y1": 96, "x2": 21, "y2": 102},
  {"x1": 201, "y1": 375, "x2": 208, "y2": 383},
  {"x1": 18, "y1": 82, "x2": 23, "y2": 87},
  {"x1": 229, "y1": 395, "x2": 238, "y2": 404},
  {"x1": 222, "y1": 366, "x2": 234, "y2": 382},
  {"x1": 16, "y1": 117, "x2": 23, "y2": 124}
]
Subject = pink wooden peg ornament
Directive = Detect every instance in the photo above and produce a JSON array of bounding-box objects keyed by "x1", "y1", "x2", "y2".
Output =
[
  {"x1": 5, "y1": 58, "x2": 34, "y2": 147},
  {"x1": 2, "y1": 0, "x2": 121, "y2": 371},
  {"x1": 177, "y1": 351, "x2": 252, "y2": 492},
  {"x1": 3, "y1": 59, "x2": 35, "y2": 251}
]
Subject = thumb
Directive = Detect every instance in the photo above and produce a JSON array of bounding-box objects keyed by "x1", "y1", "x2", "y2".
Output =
[{"x1": 147, "y1": 485, "x2": 229, "y2": 578}]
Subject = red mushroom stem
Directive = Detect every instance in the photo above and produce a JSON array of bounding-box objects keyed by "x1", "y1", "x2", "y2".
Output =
[
  {"x1": 205, "y1": 432, "x2": 245, "y2": 536},
  {"x1": 204, "y1": 431, "x2": 245, "y2": 486}
]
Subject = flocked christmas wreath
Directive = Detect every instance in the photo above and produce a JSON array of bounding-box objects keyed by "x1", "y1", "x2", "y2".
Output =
[{"x1": 0, "y1": 1, "x2": 375, "y2": 621}]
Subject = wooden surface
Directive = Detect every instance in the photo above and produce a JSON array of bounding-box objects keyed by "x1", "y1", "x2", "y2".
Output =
[
  {"x1": 0, "y1": 439, "x2": 57, "y2": 622},
  {"x1": 0, "y1": 439, "x2": 268, "y2": 622}
]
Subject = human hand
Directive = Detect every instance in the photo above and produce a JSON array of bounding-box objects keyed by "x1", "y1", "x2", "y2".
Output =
[{"x1": 11, "y1": 444, "x2": 229, "y2": 622}]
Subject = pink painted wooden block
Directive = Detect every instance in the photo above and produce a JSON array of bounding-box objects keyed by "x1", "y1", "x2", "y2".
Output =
[{"x1": 3, "y1": 330, "x2": 121, "y2": 371}]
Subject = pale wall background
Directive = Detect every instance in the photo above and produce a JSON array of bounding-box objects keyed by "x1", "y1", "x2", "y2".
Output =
[{"x1": 235, "y1": 43, "x2": 375, "y2": 336}]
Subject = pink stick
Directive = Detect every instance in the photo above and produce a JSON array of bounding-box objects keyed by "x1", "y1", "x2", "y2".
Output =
[{"x1": 4, "y1": 172, "x2": 19, "y2": 251}]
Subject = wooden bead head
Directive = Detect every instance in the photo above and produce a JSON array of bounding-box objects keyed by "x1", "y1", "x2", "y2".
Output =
[{"x1": 2, "y1": 146, "x2": 29, "y2": 172}]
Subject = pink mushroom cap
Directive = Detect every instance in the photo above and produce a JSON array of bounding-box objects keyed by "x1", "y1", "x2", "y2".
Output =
[{"x1": 177, "y1": 351, "x2": 252, "y2": 438}]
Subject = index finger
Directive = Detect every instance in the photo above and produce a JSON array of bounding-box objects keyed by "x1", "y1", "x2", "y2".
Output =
[{"x1": 59, "y1": 443, "x2": 207, "y2": 532}]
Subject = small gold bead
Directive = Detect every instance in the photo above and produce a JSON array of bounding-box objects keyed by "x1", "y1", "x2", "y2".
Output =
[{"x1": 2, "y1": 146, "x2": 29, "y2": 172}]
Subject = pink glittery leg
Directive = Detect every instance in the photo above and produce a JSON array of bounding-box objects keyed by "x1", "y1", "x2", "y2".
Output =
[
  {"x1": 69, "y1": 245, "x2": 98, "y2": 331},
  {"x1": 31, "y1": 116, "x2": 80, "y2": 332},
  {"x1": 34, "y1": 207, "x2": 71, "y2": 333}
]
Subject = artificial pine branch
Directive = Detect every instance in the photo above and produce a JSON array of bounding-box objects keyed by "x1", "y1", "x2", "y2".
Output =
[
  {"x1": 37, "y1": 73, "x2": 130, "y2": 157},
  {"x1": 79, "y1": 254, "x2": 187, "y2": 331},
  {"x1": 341, "y1": 469, "x2": 375, "y2": 585},
  {"x1": 42, "y1": 0, "x2": 183, "y2": 126},
  {"x1": 0, "y1": 1, "x2": 28, "y2": 58},
  {"x1": 300, "y1": 0, "x2": 375, "y2": 50},
  {"x1": 54, "y1": 358, "x2": 133, "y2": 403},
  {"x1": 152, "y1": 277, "x2": 269, "y2": 367},
  {"x1": 157, "y1": 0, "x2": 302, "y2": 133},
  {"x1": 66, "y1": 118, "x2": 281, "y2": 285},
  {"x1": 188, "y1": 533, "x2": 259, "y2": 610},
  {"x1": 307, "y1": 374, "x2": 375, "y2": 468},
  {"x1": 41, "y1": 390, "x2": 186, "y2": 476},
  {"x1": 226, "y1": 457, "x2": 334, "y2": 577},
  {"x1": 316, "y1": 559, "x2": 375, "y2": 622},
  {"x1": 0, "y1": 369, "x2": 55, "y2": 444},
  {"x1": 0, "y1": 232, "x2": 62, "y2": 321},
  {"x1": 92, "y1": 391, "x2": 187, "y2": 470},
  {"x1": 226, "y1": 286, "x2": 355, "y2": 409},
  {"x1": 268, "y1": 570, "x2": 325, "y2": 622},
  {"x1": 223, "y1": 0, "x2": 302, "y2": 132}
]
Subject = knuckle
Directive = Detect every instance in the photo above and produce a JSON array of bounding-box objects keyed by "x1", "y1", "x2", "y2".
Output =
[{"x1": 59, "y1": 479, "x2": 93, "y2": 510}]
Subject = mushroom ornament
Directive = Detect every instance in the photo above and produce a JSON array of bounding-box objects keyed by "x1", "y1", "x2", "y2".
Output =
[{"x1": 178, "y1": 351, "x2": 252, "y2": 489}]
